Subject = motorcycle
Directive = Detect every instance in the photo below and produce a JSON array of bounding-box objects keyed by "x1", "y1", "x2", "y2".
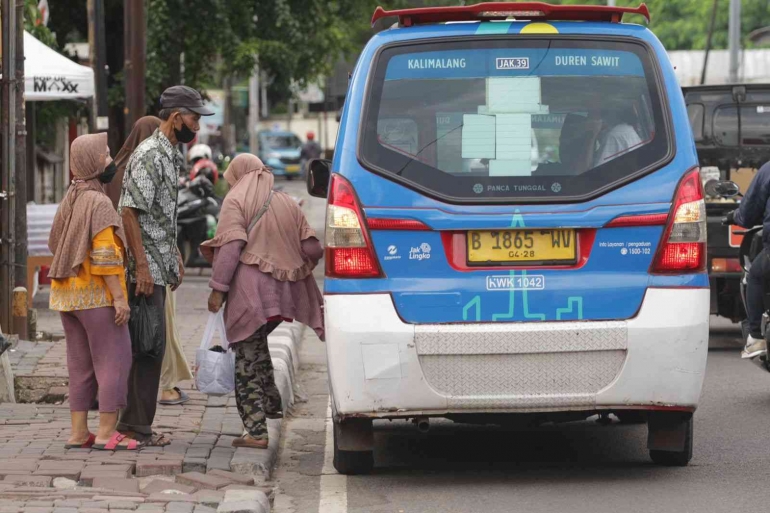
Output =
[
  {"x1": 176, "y1": 170, "x2": 305, "y2": 268},
  {"x1": 177, "y1": 174, "x2": 220, "y2": 268},
  {"x1": 712, "y1": 179, "x2": 770, "y2": 371}
]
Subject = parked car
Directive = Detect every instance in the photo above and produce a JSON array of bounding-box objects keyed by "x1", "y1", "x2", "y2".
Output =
[
  {"x1": 683, "y1": 84, "x2": 770, "y2": 322},
  {"x1": 307, "y1": 2, "x2": 708, "y2": 474},
  {"x1": 257, "y1": 130, "x2": 303, "y2": 180}
]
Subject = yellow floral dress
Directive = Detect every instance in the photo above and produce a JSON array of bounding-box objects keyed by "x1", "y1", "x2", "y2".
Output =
[{"x1": 50, "y1": 227, "x2": 128, "y2": 312}]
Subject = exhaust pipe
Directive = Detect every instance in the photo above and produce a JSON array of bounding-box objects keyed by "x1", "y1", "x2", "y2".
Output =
[{"x1": 414, "y1": 416, "x2": 430, "y2": 433}]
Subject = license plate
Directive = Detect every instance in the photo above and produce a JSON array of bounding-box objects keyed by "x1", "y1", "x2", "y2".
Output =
[
  {"x1": 286, "y1": 165, "x2": 300, "y2": 173},
  {"x1": 467, "y1": 229, "x2": 577, "y2": 264}
]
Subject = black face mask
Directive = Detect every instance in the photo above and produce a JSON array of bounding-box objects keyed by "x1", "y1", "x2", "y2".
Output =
[
  {"x1": 174, "y1": 117, "x2": 196, "y2": 144},
  {"x1": 99, "y1": 162, "x2": 118, "y2": 184}
]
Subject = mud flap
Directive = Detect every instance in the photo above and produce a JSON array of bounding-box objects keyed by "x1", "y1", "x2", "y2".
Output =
[
  {"x1": 335, "y1": 418, "x2": 374, "y2": 452},
  {"x1": 647, "y1": 411, "x2": 692, "y2": 452}
]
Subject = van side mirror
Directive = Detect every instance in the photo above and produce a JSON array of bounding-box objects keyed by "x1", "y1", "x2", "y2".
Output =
[
  {"x1": 307, "y1": 159, "x2": 331, "y2": 198},
  {"x1": 705, "y1": 180, "x2": 741, "y2": 198}
]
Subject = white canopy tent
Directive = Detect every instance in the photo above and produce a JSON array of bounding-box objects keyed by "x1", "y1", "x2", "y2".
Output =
[{"x1": 23, "y1": 31, "x2": 94, "y2": 101}]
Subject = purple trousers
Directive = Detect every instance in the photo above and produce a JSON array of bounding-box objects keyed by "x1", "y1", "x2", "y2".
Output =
[{"x1": 60, "y1": 307, "x2": 132, "y2": 412}]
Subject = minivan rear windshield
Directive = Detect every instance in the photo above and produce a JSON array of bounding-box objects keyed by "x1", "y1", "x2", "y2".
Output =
[{"x1": 360, "y1": 38, "x2": 670, "y2": 202}]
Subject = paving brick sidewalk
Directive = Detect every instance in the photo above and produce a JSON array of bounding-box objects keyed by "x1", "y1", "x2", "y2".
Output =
[{"x1": 0, "y1": 274, "x2": 299, "y2": 513}]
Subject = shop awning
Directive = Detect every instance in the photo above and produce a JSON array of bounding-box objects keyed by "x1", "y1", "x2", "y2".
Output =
[{"x1": 23, "y1": 31, "x2": 94, "y2": 101}]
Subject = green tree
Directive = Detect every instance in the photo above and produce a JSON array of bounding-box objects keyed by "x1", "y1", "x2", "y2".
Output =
[{"x1": 556, "y1": 0, "x2": 770, "y2": 51}]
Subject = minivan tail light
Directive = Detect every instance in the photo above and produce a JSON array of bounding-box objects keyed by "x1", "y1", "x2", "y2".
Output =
[
  {"x1": 651, "y1": 169, "x2": 707, "y2": 274},
  {"x1": 367, "y1": 218, "x2": 430, "y2": 231},
  {"x1": 325, "y1": 175, "x2": 382, "y2": 278}
]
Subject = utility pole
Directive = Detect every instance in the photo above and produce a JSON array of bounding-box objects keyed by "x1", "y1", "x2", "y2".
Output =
[
  {"x1": 222, "y1": 76, "x2": 233, "y2": 156},
  {"x1": 13, "y1": 0, "x2": 26, "y2": 338},
  {"x1": 88, "y1": 0, "x2": 109, "y2": 132},
  {"x1": 249, "y1": 66, "x2": 259, "y2": 155},
  {"x1": 607, "y1": 0, "x2": 616, "y2": 6},
  {"x1": 728, "y1": 0, "x2": 741, "y2": 83},
  {"x1": 260, "y1": 70, "x2": 268, "y2": 119},
  {"x1": 124, "y1": 0, "x2": 146, "y2": 133},
  {"x1": 1, "y1": 0, "x2": 18, "y2": 334}
]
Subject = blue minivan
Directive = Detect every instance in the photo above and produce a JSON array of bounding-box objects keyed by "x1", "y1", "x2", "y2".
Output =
[
  {"x1": 257, "y1": 130, "x2": 303, "y2": 179},
  {"x1": 306, "y1": 3, "x2": 709, "y2": 474}
]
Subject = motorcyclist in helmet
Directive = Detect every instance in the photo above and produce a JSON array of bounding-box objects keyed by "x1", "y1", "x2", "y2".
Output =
[
  {"x1": 188, "y1": 143, "x2": 219, "y2": 185},
  {"x1": 300, "y1": 131, "x2": 322, "y2": 177}
]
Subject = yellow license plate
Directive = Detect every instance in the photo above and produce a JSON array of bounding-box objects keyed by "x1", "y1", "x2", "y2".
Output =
[
  {"x1": 286, "y1": 165, "x2": 300, "y2": 173},
  {"x1": 467, "y1": 229, "x2": 577, "y2": 264}
]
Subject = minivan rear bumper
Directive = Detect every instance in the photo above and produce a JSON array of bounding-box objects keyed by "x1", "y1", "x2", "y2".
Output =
[{"x1": 325, "y1": 288, "x2": 709, "y2": 418}]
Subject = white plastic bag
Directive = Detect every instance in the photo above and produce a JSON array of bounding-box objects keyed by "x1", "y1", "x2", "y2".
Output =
[{"x1": 195, "y1": 311, "x2": 235, "y2": 396}]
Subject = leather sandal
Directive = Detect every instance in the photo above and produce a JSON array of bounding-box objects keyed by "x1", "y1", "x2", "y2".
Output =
[
  {"x1": 232, "y1": 434, "x2": 268, "y2": 449},
  {"x1": 64, "y1": 433, "x2": 96, "y2": 449},
  {"x1": 92, "y1": 432, "x2": 142, "y2": 451}
]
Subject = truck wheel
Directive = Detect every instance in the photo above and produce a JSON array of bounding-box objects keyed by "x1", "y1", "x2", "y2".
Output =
[
  {"x1": 333, "y1": 418, "x2": 374, "y2": 475},
  {"x1": 649, "y1": 413, "x2": 693, "y2": 467}
]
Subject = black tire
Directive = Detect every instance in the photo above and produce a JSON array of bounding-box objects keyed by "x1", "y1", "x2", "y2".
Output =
[
  {"x1": 649, "y1": 415, "x2": 693, "y2": 467},
  {"x1": 332, "y1": 419, "x2": 374, "y2": 475},
  {"x1": 615, "y1": 411, "x2": 647, "y2": 424}
]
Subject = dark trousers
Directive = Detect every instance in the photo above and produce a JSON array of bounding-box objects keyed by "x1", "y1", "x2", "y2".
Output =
[
  {"x1": 233, "y1": 321, "x2": 281, "y2": 439},
  {"x1": 117, "y1": 284, "x2": 167, "y2": 436},
  {"x1": 747, "y1": 249, "x2": 770, "y2": 338}
]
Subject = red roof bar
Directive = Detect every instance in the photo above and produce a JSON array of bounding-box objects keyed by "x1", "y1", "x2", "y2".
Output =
[{"x1": 371, "y1": 2, "x2": 650, "y2": 28}]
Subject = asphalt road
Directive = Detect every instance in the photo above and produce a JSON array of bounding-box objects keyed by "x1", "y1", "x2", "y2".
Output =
[{"x1": 274, "y1": 180, "x2": 769, "y2": 513}]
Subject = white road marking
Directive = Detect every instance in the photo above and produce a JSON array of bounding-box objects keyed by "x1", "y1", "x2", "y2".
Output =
[{"x1": 319, "y1": 398, "x2": 347, "y2": 513}]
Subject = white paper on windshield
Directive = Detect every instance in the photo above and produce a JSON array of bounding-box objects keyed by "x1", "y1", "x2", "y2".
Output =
[
  {"x1": 489, "y1": 159, "x2": 532, "y2": 176},
  {"x1": 487, "y1": 77, "x2": 543, "y2": 113},
  {"x1": 461, "y1": 114, "x2": 496, "y2": 159},
  {"x1": 495, "y1": 114, "x2": 532, "y2": 161}
]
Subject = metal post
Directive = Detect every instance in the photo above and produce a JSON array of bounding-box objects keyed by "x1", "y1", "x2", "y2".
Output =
[
  {"x1": 1, "y1": 0, "x2": 18, "y2": 334},
  {"x1": 249, "y1": 66, "x2": 259, "y2": 155},
  {"x1": 701, "y1": 0, "x2": 719, "y2": 85},
  {"x1": 728, "y1": 0, "x2": 741, "y2": 83},
  {"x1": 14, "y1": 0, "x2": 26, "y2": 305},
  {"x1": 607, "y1": 0, "x2": 616, "y2": 6}
]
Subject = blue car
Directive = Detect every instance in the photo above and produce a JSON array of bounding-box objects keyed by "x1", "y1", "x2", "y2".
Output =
[
  {"x1": 307, "y1": 3, "x2": 708, "y2": 474},
  {"x1": 258, "y1": 130, "x2": 302, "y2": 179}
]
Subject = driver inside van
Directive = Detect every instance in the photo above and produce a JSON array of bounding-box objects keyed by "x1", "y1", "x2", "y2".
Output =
[{"x1": 592, "y1": 100, "x2": 643, "y2": 167}]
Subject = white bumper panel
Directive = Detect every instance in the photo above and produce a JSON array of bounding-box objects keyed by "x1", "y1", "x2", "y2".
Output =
[{"x1": 325, "y1": 288, "x2": 709, "y2": 416}]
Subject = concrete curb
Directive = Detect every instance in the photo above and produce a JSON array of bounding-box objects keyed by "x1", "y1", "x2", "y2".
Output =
[
  {"x1": 217, "y1": 488, "x2": 271, "y2": 513},
  {"x1": 229, "y1": 321, "x2": 305, "y2": 485}
]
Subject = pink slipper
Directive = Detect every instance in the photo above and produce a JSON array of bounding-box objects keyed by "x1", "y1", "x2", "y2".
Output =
[
  {"x1": 64, "y1": 433, "x2": 96, "y2": 449},
  {"x1": 92, "y1": 432, "x2": 142, "y2": 451}
]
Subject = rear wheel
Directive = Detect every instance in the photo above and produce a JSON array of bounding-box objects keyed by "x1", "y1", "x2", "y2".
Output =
[
  {"x1": 332, "y1": 418, "x2": 374, "y2": 475},
  {"x1": 649, "y1": 413, "x2": 693, "y2": 467}
]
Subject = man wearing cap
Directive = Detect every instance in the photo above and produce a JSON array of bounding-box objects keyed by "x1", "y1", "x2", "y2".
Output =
[{"x1": 117, "y1": 85, "x2": 213, "y2": 445}]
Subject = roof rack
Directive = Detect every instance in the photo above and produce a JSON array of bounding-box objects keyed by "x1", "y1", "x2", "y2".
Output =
[{"x1": 371, "y1": 2, "x2": 650, "y2": 28}]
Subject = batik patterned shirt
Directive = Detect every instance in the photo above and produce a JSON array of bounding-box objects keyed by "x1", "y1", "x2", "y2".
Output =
[{"x1": 118, "y1": 129, "x2": 183, "y2": 286}]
